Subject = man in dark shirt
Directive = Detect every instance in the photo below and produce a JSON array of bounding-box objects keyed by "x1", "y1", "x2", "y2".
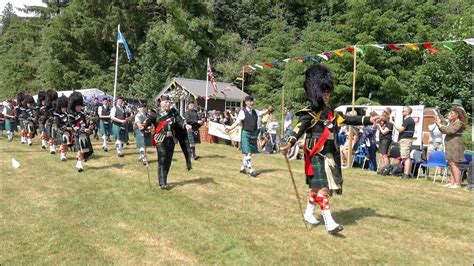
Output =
[
  {"x1": 183, "y1": 102, "x2": 204, "y2": 160},
  {"x1": 391, "y1": 106, "x2": 415, "y2": 179}
]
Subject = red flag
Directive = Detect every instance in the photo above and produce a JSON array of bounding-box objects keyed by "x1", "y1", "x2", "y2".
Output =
[
  {"x1": 422, "y1": 42, "x2": 433, "y2": 49},
  {"x1": 263, "y1": 62, "x2": 274, "y2": 68},
  {"x1": 387, "y1": 44, "x2": 401, "y2": 51},
  {"x1": 422, "y1": 42, "x2": 439, "y2": 53},
  {"x1": 292, "y1": 57, "x2": 304, "y2": 63},
  {"x1": 346, "y1": 47, "x2": 355, "y2": 53},
  {"x1": 207, "y1": 61, "x2": 219, "y2": 94}
]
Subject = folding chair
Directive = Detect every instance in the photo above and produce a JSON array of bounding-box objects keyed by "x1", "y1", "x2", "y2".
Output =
[
  {"x1": 410, "y1": 149, "x2": 425, "y2": 177},
  {"x1": 417, "y1": 151, "x2": 448, "y2": 183},
  {"x1": 458, "y1": 153, "x2": 472, "y2": 178},
  {"x1": 352, "y1": 145, "x2": 369, "y2": 169}
]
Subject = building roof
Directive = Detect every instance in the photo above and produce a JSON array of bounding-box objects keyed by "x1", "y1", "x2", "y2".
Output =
[{"x1": 158, "y1": 77, "x2": 248, "y2": 102}]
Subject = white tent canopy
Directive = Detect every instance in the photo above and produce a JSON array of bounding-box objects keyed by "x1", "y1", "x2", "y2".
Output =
[{"x1": 33, "y1": 88, "x2": 106, "y2": 101}]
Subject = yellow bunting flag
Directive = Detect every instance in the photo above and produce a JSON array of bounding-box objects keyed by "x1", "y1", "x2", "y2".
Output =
[
  {"x1": 406, "y1": 43, "x2": 419, "y2": 51},
  {"x1": 335, "y1": 50, "x2": 344, "y2": 57}
]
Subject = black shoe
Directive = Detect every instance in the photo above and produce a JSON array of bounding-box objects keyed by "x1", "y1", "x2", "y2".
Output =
[
  {"x1": 77, "y1": 168, "x2": 84, "y2": 173},
  {"x1": 401, "y1": 174, "x2": 411, "y2": 179},
  {"x1": 41, "y1": 145, "x2": 46, "y2": 149},
  {"x1": 193, "y1": 156, "x2": 200, "y2": 161},
  {"x1": 240, "y1": 169, "x2": 247, "y2": 174},
  {"x1": 328, "y1": 225, "x2": 344, "y2": 234},
  {"x1": 249, "y1": 171, "x2": 260, "y2": 177}
]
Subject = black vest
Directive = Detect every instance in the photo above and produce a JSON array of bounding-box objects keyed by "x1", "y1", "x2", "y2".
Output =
[
  {"x1": 242, "y1": 109, "x2": 258, "y2": 132},
  {"x1": 113, "y1": 106, "x2": 124, "y2": 125},
  {"x1": 100, "y1": 105, "x2": 111, "y2": 120}
]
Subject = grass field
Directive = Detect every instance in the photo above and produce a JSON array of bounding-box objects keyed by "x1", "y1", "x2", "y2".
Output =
[{"x1": 1, "y1": 136, "x2": 473, "y2": 265}]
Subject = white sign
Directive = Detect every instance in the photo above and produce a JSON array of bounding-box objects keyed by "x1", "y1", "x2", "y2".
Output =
[{"x1": 208, "y1": 121, "x2": 241, "y2": 142}]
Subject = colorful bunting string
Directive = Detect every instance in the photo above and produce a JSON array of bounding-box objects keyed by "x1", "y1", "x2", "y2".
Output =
[{"x1": 243, "y1": 38, "x2": 473, "y2": 73}]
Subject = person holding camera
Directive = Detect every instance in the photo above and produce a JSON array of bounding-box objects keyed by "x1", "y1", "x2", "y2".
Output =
[{"x1": 377, "y1": 107, "x2": 393, "y2": 169}]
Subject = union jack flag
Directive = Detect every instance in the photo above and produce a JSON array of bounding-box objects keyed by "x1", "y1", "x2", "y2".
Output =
[{"x1": 207, "y1": 61, "x2": 219, "y2": 94}]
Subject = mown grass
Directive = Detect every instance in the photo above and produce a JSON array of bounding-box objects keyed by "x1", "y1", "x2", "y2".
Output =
[{"x1": 1, "y1": 136, "x2": 472, "y2": 265}]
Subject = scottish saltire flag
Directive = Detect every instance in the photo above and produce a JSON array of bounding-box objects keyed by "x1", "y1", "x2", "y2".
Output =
[
  {"x1": 117, "y1": 30, "x2": 132, "y2": 61},
  {"x1": 207, "y1": 61, "x2": 219, "y2": 94}
]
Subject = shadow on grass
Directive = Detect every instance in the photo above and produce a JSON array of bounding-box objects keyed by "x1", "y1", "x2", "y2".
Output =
[
  {"x1": 198, "y1": 154, "x2": 226, "y2": 159},
  {"x1": 3, "y1": 149, "x2": 47, "y2": 153},
  {"x1": 333, "y1": 207, "x2": 409, "y2": 225},
  {"x1": 258, "y1": 168, "x2": 280, "y2": 174},
  {"x1": 171, "y1": 177, "x2": 217, "y2": 187},
  {"x1": 88, "y1": 163, "x2": 125, "y2": 170}
]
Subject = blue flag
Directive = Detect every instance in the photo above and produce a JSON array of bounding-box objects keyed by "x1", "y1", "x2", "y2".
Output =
[{"x1": 117, "y1": 30, "x2": 132, "y2": 61}]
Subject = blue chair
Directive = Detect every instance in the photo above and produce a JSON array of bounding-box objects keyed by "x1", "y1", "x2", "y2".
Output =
[
  {"x1": 352, "y1": 145, "x2": 369, "y2": 169},
  {"x1": 417, "y1": 151, "x2": 448, "y2": 183},
  {"x1": 458, "y1": 153, "x2": 473, "y2": 178}
]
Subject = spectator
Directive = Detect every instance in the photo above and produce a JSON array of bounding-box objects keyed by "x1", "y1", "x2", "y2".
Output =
[
  {"x1": 377, "y1": 107, "x2": 393, "y2": 169},
  {"x1": 283, "y1": 106, "x2": 293, "y2": 137},
  {"x1": 436, "y1": 107, "x2": 467, "y2": 189},
  {"x1": 266, "y1": 115, "x2": 280, "y2": 153},
  {"x1": 360, "y1": 112, "x2": 378, "y2": 171},
  {"x1": 391, "y1": 106, "x2": 415, "y2": 179}
]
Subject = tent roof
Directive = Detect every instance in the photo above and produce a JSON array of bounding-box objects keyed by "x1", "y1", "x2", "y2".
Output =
[{"x1": 158, "y1": 78, "x2": 248, "y2": 102}]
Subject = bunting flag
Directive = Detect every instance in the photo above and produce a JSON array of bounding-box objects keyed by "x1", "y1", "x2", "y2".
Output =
[
  {"x1": 317, "y1": 53, "x2": 329, "y2": 61},
  {"x1": 207, "y1": 61, "x2": 219, "y2": 94},
  {"x1": 304, "y1": 55, "x2": 318, "y2": 62},
  {"x1": 293, "y1": 57, "x2": 304, "y2": 63},
  {"x1": 335, "y1": 50, "x2": 344, "y2": 57},
  {"x1": 235, "y1": 76, "x2": 244, "y2": 81},
  {"x1": 263, "y1": 62, "x2": 274, "y2": 68},
  {"x1": 406, "y1": 43, "x2": 419, "y2": 51},
  {"x1": 242, "y1": 38, "x2": 473, "y2": 72},
  {"x1": 323, "y1": 52, "x2": 332, "y2": 60},
  {"x1": 443, "y1": 42, "x2": 454, "y2": 51},
  {"x1": 370, "y1": 44, "x2": 385, "y2": 49},
  {"x1": 422, "y1": 42, "x2": 440, "y2": 53},
  {"x1": 387, "y1": 44, "x2": 401, "y2": 51},
  {"x1": 464, "y1": 38, "x2": 474, "y2": 45},
  {"x1": 356, "y1": 46, "x2": 365, "y2": 56}
]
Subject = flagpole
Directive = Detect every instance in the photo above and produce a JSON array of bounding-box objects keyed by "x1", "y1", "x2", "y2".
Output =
[
  {"x1": 281, "y1": 86, "x2": 285, "y2": 138},
  {"x1": 205, "y1": 58, "x2": 209, "y2": 111},
  {"x1": 241, "y1": 66, "x2": 244, "y2": 108},
  {"x1": 113, "y1": 24, "x2": 120, "y2": 106},
  {"x1": 347, "y1": 45, "x2": 357, "y2": 168}
]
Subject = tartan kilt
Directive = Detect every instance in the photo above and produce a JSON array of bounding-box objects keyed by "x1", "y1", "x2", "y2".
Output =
[
  {"x1": 241, "y1": 130, "x2": 259, "y2": 154},
  {"x1": 306, "y1": 154, "x2": 328, "y2": 189},
  {"x1": 134, "y1": 129, "x2": 152, "y2": 148},
  {"x1": 45, "y1": 123, "x2": 53, "y2": 139},
  {"x1": 187, "y1": 130, "x2": 201, "y2": 146},
  {"x1": 99, "y1": 120, "x2": 112, "y2": 135},
  {"x1": 112, "y1": 123, "x2": 128, "y2": 141},
  {"x1": 5, "y1": 119, "x2": 16, "y2": 131}
]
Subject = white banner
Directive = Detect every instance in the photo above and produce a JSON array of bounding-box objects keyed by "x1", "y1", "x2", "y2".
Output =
[{"x1": 208, "y1": 121, "x2": 241, "y2": 142}]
